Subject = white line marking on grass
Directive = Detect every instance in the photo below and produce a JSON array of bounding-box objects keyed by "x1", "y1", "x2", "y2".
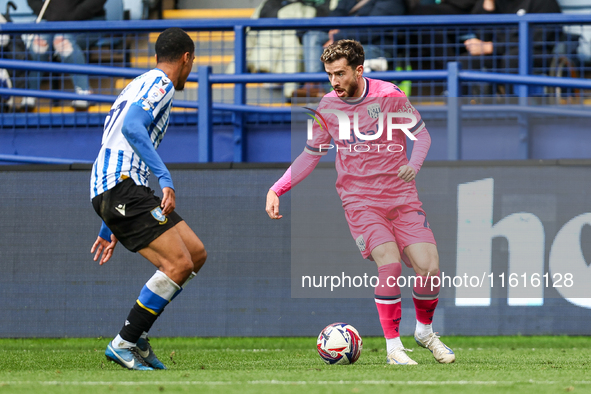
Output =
[
  {"x1": 248, "y1": 380, "x2": 591, "y2": 386},
  {"x1": 1, "y1": 381, "x2": 591, "y2": 386}
]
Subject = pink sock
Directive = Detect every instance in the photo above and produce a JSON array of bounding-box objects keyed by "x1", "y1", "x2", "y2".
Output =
[
  {"x1": 374, "y1": 262, "x2": 402, "y2": 338},
  {"x1": 413, "y1": 271, "x2": 440, "y2": 324}
]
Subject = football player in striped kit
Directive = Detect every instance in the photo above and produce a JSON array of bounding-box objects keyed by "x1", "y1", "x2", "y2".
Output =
[{"x1": 90, "y1": 28, "x2": 206, "y2": 370}]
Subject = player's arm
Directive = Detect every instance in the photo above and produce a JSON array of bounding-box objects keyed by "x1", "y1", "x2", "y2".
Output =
[
  {"x1": 90, "y1": 221, "x2": 118, "y2": 265},
  {"x1": 267, "y1": 103, "x2": 331, "y2": 219},
  {"x1": 392, "y1": 94, "x2": 430, "y2": 183},
  {"x1": 266, "y1": 150, "x2": 322, "y2": 219},
  {"x1": 121, "y1": 104, "x2": 175, "y2": 215},
  {"x1": 398, "y1": 127, "x2": 431, "y2": 182}
]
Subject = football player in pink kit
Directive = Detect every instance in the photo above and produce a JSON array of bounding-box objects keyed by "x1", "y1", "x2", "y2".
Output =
[{"x1": 266, "y1": 40, "x2": 455, "y2": 365}]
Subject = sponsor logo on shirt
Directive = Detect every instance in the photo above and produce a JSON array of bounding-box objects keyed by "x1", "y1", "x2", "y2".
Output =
[{"x1": 148, "y1": 85, "x2": 166, "y2": 102}]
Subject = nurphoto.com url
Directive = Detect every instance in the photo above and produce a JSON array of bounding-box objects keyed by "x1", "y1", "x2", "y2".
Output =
[{"x1": 301, "y1": 272, "x2": 574, "y2": 292}]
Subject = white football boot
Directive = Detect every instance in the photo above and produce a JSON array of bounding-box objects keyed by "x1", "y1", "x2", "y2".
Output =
[
  {"x1": 386, "y1": 347, "x2": 418, "y2": 365},
  {"x1": 414, "y1": 332, "x2": 455, "y2": 364}
]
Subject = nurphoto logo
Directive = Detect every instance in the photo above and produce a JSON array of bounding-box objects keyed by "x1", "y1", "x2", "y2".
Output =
[{"x1": 305, "y1": 107, "x2": 419, "y2": 142}]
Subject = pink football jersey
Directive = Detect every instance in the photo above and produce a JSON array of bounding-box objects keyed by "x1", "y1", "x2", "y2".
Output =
[{"x1": 305, "y1": 77, "x2": 426, "y2": 209}]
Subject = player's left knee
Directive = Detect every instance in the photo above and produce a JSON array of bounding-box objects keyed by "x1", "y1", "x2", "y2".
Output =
[
  {"x1": 415, "y1": 262, "x2": 439, "y2": 277},
  {"x1": 426, "y1": 266, "x2": 440, "y2": 278},
  {"x1": 192, "y1": 245, "x2": 207, "y2": 271}
]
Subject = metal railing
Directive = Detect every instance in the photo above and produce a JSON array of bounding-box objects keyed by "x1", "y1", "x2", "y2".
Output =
[{"x1": 1, "y1": 14, "x2": 591, "y2": 163}]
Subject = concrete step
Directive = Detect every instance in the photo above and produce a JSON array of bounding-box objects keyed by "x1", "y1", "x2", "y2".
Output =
[
  {"x1": 163, "y1": 8, "x2": 254, "y2": 19},
  {"x1": 177, "y1": 0, "x2": 262, "y2": 10},
  {"x1": 114, "y1": 79, "x2": 264, "y2": 90},
  {"x1": 129, "y1": 54, "x2": 234, "y2": 71},
  {"x1": 148, "y1": 31, "x2": 235, "y2": 43},
  {"x1": 111, "y1": 77, "x2": 289, "y2": 106}
]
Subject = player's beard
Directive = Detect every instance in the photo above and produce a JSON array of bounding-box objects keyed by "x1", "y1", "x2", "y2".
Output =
[{"x1": 334, "y1": 76, "x2": 359, "y2": 98}]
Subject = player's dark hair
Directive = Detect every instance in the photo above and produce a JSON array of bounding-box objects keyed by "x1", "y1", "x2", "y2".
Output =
[
  {"x1": 155, "y1": 28, "x2": 195, "y2": 63},
  {"x1": 320, "y1": 39, "x2": 365, "y2": 68}
]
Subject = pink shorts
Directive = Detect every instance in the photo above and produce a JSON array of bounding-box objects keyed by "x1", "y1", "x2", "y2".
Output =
[{"x1": 344, "y1": 200, "x2": 436, "y2": 265}]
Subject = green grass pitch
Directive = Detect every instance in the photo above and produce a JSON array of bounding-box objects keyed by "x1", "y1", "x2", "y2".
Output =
[{"x1": 0, "y1": 336, "x2": 589, "y2": 393}]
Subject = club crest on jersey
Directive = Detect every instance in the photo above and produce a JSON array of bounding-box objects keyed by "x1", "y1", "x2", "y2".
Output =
[
  {"x1": 367, "y1": 103, "x2": 381, "y2": 119},
  {"x1": 150, "y1": 207, "x2": 168, "y2": 224},
  {"x1": 355, "y1": 235, "x2": 366, "y2": 252}
]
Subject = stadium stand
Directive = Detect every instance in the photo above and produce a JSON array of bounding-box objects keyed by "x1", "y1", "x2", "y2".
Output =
[
  {"x1": 160, "y1": 2, "x2": 291, "y2": 106},
  {"x1": 1, "y1": 6, "x2": 591, "y2": 164}
]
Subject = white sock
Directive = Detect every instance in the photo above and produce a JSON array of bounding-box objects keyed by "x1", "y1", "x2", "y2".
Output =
[
  {"x1": 140, "y1": 332, "x2": 149, "y2": 340},
  {"x1": 415, "y1": 321, "x2": 433, "y2": 339},
  {"x1": 386, "y1": 337, "x2": 404, "y2": 354},
  {"x1": 111, "y1": 334, "x2": 135, "y2": 349}
]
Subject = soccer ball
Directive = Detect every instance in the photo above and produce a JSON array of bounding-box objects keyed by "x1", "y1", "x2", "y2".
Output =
[{"x1": 316, "y1": 322, "x2": 363, "y2": 365}]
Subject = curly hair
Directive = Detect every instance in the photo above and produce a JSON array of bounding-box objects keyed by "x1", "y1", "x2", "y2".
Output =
[{"x1": 320, "y1": 39, "x2": 365, "y2": 68}]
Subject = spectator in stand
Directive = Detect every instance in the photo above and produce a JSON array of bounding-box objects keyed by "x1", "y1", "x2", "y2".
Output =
[
  {"x1": 245, "y1": 0, "x2": 331, "y2": 99},
  {"x1": 460, "y1": 0, "x2": 562, "y2": 74},
  {"x1": 409, "y1": 0, "x2": 478, "y2": 15},
  {"x1": 0, "y1": 7, "x2": 36, "y2": 111},
  {"x1": 26, "y1": 0, "x2": 107, "y2": 109},
  {"x1": 296, "y1": 0, "x2": 407, "y2": 97},
  {"x1": 404, "y1": 0, "x2": 479, "y2": 71}
]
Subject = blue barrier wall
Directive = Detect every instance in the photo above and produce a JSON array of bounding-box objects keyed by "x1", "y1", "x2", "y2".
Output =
[
  {"x1": 1, "y1": 163, "x2": 590, "y2": 338},
  {"x1": 3, "y1": 113, "x2": 591, "y2": 164}
]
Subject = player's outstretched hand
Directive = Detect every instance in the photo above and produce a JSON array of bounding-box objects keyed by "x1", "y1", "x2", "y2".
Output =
[
  {"x1": 266, "y1": 189, "x2": 283, "y2": 219},
  {"x1": 161, "y1": 187, "x2": 176, "y2": 216},
  {"x1": 91, "y1": 234, "x2": 118, "y2": 265},
  {"x1": 397, "y1": 165, "x2": 416, "y2": 183}
]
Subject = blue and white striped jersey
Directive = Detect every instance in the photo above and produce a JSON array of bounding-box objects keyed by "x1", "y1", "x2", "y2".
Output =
[{"x1": 90, "y1": 68, "x2": 175, "y2": 199}]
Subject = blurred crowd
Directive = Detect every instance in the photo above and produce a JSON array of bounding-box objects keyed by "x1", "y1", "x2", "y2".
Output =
[
  {"x1": 245, "y1": 0, "x2": 564, "y2": 98},
  {"x1": 0, "y1": 0, "x2": 575, "y2": 107}
]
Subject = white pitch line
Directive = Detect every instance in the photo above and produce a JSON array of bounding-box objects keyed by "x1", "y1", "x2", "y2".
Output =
[{"x1": 1, "y1": 380, "x2": 590, "y2": 386}]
